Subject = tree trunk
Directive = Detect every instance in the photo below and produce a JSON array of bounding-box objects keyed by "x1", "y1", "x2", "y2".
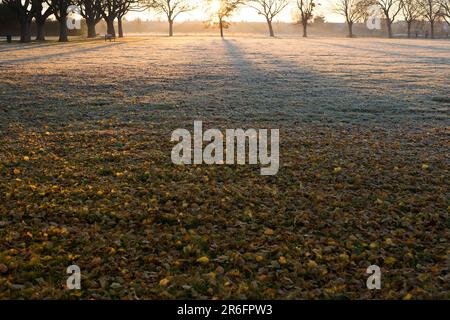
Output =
[
  {"x1": 387, "y1": 20, "x2": 393, "y2": 38},
  {"x1": 87, "y1": 19, "x2": 97, "y2": 38},
  {"x1": 302, "y1": 22, "x2": 307, "y2": 37},
  {"x1": 118, "y1": 17, "x2": 123, "y2": 38},
  {"x1": 430, "y1": 20, "x2": 434, "y2": 39},
  {"x1": 19, "y1": 17, "x2": 32, "y2": 43},
  {"x1": 267, "y1": 19, "x2": 274, "y2": 37},
  {"x1": 347, "y1": 21, "x2": 353, "y2": 38},
  {"x1": 106, "y1": 17, "x2": 116, "y2": 37},
  {"x1": 219, "y1": 18, "x2": 224, "y2": 38},
  {"x1": 36, "y1": 19, "x2": 46, "y2": 41},
  {"x1": 169, "y1": 19, "x2": 173, "y2": 36},
  {"x1": 407, "y1": 22, "x2": 411, "y2": 38},
  {"x1": 58, "y1": 16, "x2": 68, "y2": 42}
]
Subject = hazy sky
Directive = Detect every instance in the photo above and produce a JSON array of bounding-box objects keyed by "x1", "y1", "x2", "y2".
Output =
[{"x1": 127, "y1": 1, "x2": 344, "y2": 24}]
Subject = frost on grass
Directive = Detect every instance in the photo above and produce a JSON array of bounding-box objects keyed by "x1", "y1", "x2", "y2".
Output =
[{"x1": 0, "y1": 37, "x2": 448, "y2": 299}]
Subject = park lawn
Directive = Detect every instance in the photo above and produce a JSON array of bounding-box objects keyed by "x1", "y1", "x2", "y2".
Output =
[{"x1": 0, "y1": 36, "x2": 448, "y2": 299}]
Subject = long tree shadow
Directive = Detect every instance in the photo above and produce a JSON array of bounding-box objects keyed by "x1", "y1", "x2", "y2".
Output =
[
  {"x1": 0, "y1": 41, "x2": 126, "y2": 65},
  {"x1": 221, "y1": 38, "x2": 372, "y2": 124},
  {"x1": 308, "y1": 38, "x2": 450, "y2": 65},
  {"x1": 0, "y1": 41, "x2": 86, "y2": 53},
  {"x1": 369, "y1": 39, "x2": 450, "y2": 53},
  {"x1": 220, "y1": 38, "x2": 449, "y2": 127}
]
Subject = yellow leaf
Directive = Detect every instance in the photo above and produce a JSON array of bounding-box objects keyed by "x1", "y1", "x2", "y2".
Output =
[
  {"x1": 384, "y1": 257, "x2": 396, "y2": 265},
  {"x1": 264, "y1": 228, "x2": 274, "y2": 236},
  {"x1": 23, "y1": 156, "x2": 30, "y2": 161},
  {"x1": 92, "y1": 257, "x2": 102, "y2": 266},
  {"x1": 307, "y1": 260, "x2": 318, "y2": 268},
  {"x1": 421, "y1": 164, "x2": 429, "y2": 170},
  {"x1": 255, "y1": 255, "x2": 263, "y2": 262},
  {"x1": 196, "y1": 256, "x2": 209, "y2": 264},
  {"x1": 68, "y1": 253, "x2": 77, "y2": 261},
  {"x1": 339, "y1": 253, "x2": 349, "y2": 261},
  {"x1": 278, "y1": 256, "x2": 287, "y2": 265},
  {"x1": 333, "y1": 167, "x2": 342, "y2": 173},
  {"x1": 159, "y1": 278, "x2": 170, "y2": 286},
  {"x1": 403, "y1": 293, "x2": 412, "y2": 300},
  {"x1": 29, "y1": 255, "x2": 40, "y2": 265},
  {"x1": 13, "y1": 168, "x2": 21, "y2": 175},
  {"x1": 418, "y1": 273, "x2": 428, "y2": 282}
]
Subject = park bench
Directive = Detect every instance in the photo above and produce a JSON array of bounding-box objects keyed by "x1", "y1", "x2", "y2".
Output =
[{"x1": 105, "y1": 34, "x2": 116, "y2": 42}]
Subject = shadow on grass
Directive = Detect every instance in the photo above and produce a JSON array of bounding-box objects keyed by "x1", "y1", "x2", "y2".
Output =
[
  {"x1": 0, "y1": 41, "x2": 126, "y2": 65},
  {"x1": 309, "y1": 38, "x2": 450, "y2": 65}
]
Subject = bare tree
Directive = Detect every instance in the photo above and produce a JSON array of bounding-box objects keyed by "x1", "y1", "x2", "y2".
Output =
[
  {"x1": 149, "y1": 0, "x2": 194, "y2": 36},
  {"x1": 77, "y1": 0, "x2": 102, "y2": 38},
  {"x1": 296, "y1": 0, "x2": 316, "y2": 37},
  {"x1": 99, "y1": 0, "x2": 119, "y2": 36},
  {"x1": 440, "y1": 0, "x2": 450, "y2": 25},
  {"x1": 46, "y1": 0, "x2": 73, "y2": 42},
  {"x1": 208, "y1": 0, "x2": 243, "y2": 38},
  {"x1": 3, "y1": 0, "x2": 35, "y2": 42},
  {"x1": 334, "y1": 0, "x2": 367, "y2": 37},
  {"x1": 99, "y1": 0, "x2": 139, "y2": 37},
  {"x1": 418, "y1": 0, "x2": 441, "y2": 38},
  {"x1": 117, "y1": 0, "x2": 138, "y2": 37},
  {"x1": 248, "y1": 0, "x2": 289, "y2": 37},
  {"x1": 34, "y1": 0, "x2": 54, "y2": 40},
  {"x1": 401, "y1": 0, "x2": 420, "y2": 37},
  {"x1": 373, "y1": 0, "x2": 403, "y2": 38}
]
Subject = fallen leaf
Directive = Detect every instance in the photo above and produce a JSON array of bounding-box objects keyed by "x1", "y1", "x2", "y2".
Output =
[
  {"x1": 307, "y1": 260, "x2": 318, "y2": 269},
  {"x1": 384, "y1": 257, "x2": 396, "y2": 265},
  {"x1": 196, "y1": 256, "x2": 209, "y2": 264}
]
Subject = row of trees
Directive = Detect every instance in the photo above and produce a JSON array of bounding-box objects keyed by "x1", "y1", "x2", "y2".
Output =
[
  {"x1": 1, "y1": 0, "x2": 142, "y2": 42},
  {"x1": 2, "y1": 0, "x2": 450, "y2": 42},
  {"x1": 210, "y1": 0, "x2": 450, "y2": 38},
  {"x1": 335, "y1": 0, "x2": 450, "y2": 38}
]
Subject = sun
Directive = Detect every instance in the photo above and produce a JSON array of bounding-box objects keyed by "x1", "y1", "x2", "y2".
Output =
[{"x1": 210, "y1": 0, "x2": 222, "y2": 13}]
